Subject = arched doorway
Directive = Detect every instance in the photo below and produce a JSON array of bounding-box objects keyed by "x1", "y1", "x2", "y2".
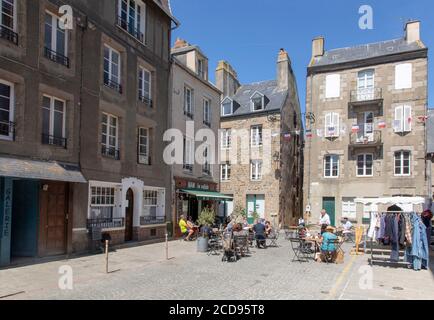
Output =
[{"x1": 125, "y1": 188, "x2": 134, "y2": 242}]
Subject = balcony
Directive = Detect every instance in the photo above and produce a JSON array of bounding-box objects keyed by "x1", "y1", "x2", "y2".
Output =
[
  {"x1": 140, "y1": 215, "x2": 165, "y2": 226},
  {"x1": 0, "y1": 25, "x2": 18, "y2": 45},
  {"x1": 104, "y1": 78, "x2": 122, "y2": 94},
  {"x1": 42, "y1": 134, "x2": 67, "y2": 148},
  {"x1": 0, "y1": 120, "x2": 15, "y2": 140},
  {"x1": 139, "y1": 94, "x2": 153, "y2": 107},
  {"x1": 202, "y1": 167, "x2": 211, "y2": 176},
  {"x1": 138, "y1": 154, "x2": 151, "y2": 165},
  {"x1": 349, "y1": 130, "x2": 382, "y2": 156},
  {"x1": 44, "y1": 47, "x2": 70, "y2": 68},
  {"x1": 184, "y1": 110, "x2": 194, "y2": 119},
  {"x1": 102, "y1": 145, "x2": 120, "y2": 160},
  {"x1": 183, "y1": 163, "x2": 193, "y2": 172},
  {"x1": 203, "y1": 120, "x2": 211, "y2": 127},
  {"x1": 87, "y1": 218, "x2": 125, "y2": 229},
  {"x1": 349, "y1": 88, "x2": 383, "y2": 108},
  {"x1": 116, "y1": 16, "x2": 144, "y2": 43}
]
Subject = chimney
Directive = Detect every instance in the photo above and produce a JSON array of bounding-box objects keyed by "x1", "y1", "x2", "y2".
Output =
[
  {"x1": 173, "y1": 37, "x2": 188, "y2": 49},
  {"x1": 312, "y1": 36, "x2": 324, "y2": 58},
  {"x1": 277, "y1": 48, "x2": 291, "y2": 90},
  {"x1": 215, "y1": 60, "x2": 240, "y2": 97},
  {"x1": 405, "y1": 20, "x2": 420, "y2": 44}
]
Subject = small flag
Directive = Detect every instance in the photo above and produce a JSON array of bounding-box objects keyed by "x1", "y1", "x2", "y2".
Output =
[
  {"x1": 351, "y1": 125, "x2": 360, "y2": 133},
  {"x1": 306, "y1": 129, "x2": 313, "y2": 138},
  {"x1": 417, "y1": 115, "x2": 428, "y2": 123},
  {"x1": 378, "y1": 121, "x2": 386, "y2": 129},
  {"x1": 283, "y1": 133, "x2": 291, "y2": 141}
]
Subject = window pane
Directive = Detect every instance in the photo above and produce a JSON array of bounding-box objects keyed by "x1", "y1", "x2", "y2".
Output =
[
  {"x1": 44, "y1": 14, "x2": 52, "y2": 49},
  {"x1": 53, "y1": 111, "x2": 63, "y2": 138},
  {"x1": 42, "y1": 107, "x2": 50, "y2": 136}
]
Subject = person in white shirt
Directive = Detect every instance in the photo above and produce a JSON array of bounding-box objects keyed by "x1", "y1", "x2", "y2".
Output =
[
  {"x1": 319, "y1": 209, "x2": 331, "y2": 226},
  {"x1": 342, "y1": 217, "x2": 353, "y2": 233}
]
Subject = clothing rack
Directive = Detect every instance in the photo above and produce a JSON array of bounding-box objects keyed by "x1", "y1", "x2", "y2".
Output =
[{"x1": 369, "y1": 211, "x2": 414, "y2": 267}]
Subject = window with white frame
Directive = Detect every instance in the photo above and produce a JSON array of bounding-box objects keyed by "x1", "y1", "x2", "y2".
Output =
[
  {"x1": 342, "y1": 197, "x2": 357, "y2": 220},
  {"x1": 394, "y1": 151, "x2": 411, "y2": 176},
  {"x1": 203, "y1": 145, "x2": 211, "y2": 175},
  {"x1": 118, "y1": 0, "x2": 146, "y2": 42},
  {"x1": 203, "y1": 98, "x2": 211, "y2": 125},
  {"x1": 103, "y1": 45, "x2": 121, "y2": 90},
  {"x1": 325, "y1": 74, "x2": 340, "y2": 98},
  {"x1": 42, "y1": 95, "x2": 66, "y2": 147},
  {"x1": 221, "y1": 98, "x2": 232, "y2": 116},
  {"x1": 251, "y1": 160, "x2": 262, "y2": 181},
  {"x1": 357, "y1": 69, "x2": 375, "y2": 100},
  {"x1": 251, "y1": 92, "x2": 264, "y2": 111},
  {"x1": 221, "y1": 162, "x2": 231, "y2": 181},
  {"x1": 183, "y1": 136, "x2": 194, "y2": 171},
  {"x1": 395, "y1": 63, "x2": 412, "y2": 90},
  {"x1": 357, "y1": 154, "x2": 373, "y2": 177},
  {"x1": 101, "y1": 113, "x2": 119, "y2": 159},
  {"x1": 324, "y1": 155, "x2": 339, "y2": 178},
  {"x1": 89, "y1": 185, "x2": 116, "y2": 219},
  {"x1": 184, "y1": 86, "x2": 193, "y2": 118},
  {"x1": 221, "y1": 129, "x2": 231, "y2": 149},
  {"x1": 0, "y1": 0, "x2": 16, "y2": 32},
  {"x1": 138, "y1": 127, "x2": 149, "y2": 165},
  {"x1": 393, "y1": 105, "x2": 412, "y2": 133},
  {"x1": 138, "y1": 66, "x2": 151, "y2": 104},
  {"x1": 250, "y1": 125, "x2": 263, "y2": 147},
  {"x1": 0, "y1": 80, "x2": 14, "y2": 140},
  {"x1": 143, "y1": 189, "x2": 158, "y2": 217},
  {"x1": 325, "y1": 112, "x2": 340, "y2": 138},
  {"x1": 44, "y1": 12, "x2": 68, "y2": 66}
]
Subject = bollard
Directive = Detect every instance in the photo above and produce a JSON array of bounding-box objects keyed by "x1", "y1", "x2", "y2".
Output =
[
  {"x1": 105, "y1": 240, "x2": 109, "y2": 273},
  {"x1": 165, "y1": 233, "x2": 169, "y2": 260}
]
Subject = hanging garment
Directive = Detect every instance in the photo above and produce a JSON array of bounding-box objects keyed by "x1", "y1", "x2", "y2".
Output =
[
  {"x1": 376, "y1": 214, "x2": 386, "y2": 242},
  {"x1": 368, "y1": 212, "x2": 378, "y2": 238},
  {"x1": 390, "y1": 215, "x2": 400, "y2": 262},
  {"x1": 405, "y1": 213, "x2": 429, "y2": 271},
  {"x1": 403, "y1": 213, "x2": 412, "y2": 246},
  {"x1": 421, "y1": 210, "x2": 432, "y2": 246}
]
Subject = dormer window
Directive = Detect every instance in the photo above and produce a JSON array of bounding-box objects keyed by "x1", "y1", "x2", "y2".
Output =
[
  {"x1": 221, "y1": 97, "x2": 233, "y2": 116},
  {"x1": 197, "y1": 59, "x2": 205, "y2": 79},
  {"x1": 250, "y1": 91, "x2": 264, "y2": 111}
]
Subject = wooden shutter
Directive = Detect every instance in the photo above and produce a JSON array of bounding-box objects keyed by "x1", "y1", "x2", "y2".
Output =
[
  {"x1": 333, "y1": 113, "x2": 340, "y2": 137},
  {"x1": 403, "y1": 105, "x2": 412, "y2": 132},
  {"x1": 394, "y1": 106, "x2": 403, "y2": 133}
]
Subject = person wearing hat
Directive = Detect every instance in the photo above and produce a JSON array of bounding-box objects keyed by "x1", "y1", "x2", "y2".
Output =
[{"x1": 319, "y1": 226, "x2": 338, "y2": 261}]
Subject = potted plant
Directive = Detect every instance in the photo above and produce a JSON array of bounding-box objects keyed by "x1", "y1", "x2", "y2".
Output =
[{"x1": 196, "y1": 207, "x2": 215, "y2": 252}]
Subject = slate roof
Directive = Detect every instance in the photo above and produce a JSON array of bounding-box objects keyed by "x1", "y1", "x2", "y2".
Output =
[
  {"x1": 311, "y1": 38, "x2": 426, "y2": 67},
  {"x1": 427, "y1": 109, "x2": 434, "y2": 154},
  {"x1": 222, "y1": 80, "x2": 287, "y2": 118}
]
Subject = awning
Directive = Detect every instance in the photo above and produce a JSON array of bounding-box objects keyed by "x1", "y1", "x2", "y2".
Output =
[
  {"x1": 179, "y1": 189, "x2": 233, "y2": 200},
  {"x1": 0, "y1": 157, "x2": 87, "y2": 183},
  {"x1": 354, "y1": 197, "x2": 426, "y2": 206}
]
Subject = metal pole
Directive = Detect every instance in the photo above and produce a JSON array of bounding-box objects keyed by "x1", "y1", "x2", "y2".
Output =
[
  {"x1": 105, "y1": 240, "x2": 109, "y2": 273},
  {"x1": 165, "y1": 233, "x2": 169, "y2": 260}
]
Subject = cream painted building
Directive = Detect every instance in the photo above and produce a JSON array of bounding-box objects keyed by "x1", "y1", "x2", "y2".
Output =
[
  {"x1": 304, "y1": 21, "x2": 429, "y2": 226},
  {"x1": 170, "y1": 38, "x2": 226, "y2": 234}
]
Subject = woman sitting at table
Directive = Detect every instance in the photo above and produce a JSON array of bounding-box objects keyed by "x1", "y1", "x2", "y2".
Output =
[
  {"x1": 319, "y1": 226, "x2": 338, "y2": 262},
  {"x1": 265, "y1": 221, "x2": 273, "y2": 237}
]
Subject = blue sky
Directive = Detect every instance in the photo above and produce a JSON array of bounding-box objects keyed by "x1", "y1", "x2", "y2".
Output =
[{"x1": 171, "y1": 0, "x2": 433, "y2": 114}]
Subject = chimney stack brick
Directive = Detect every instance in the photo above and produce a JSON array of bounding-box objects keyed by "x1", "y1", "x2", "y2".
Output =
[
  {"x1": 312, "y1": 36, "x2": 325, "y2": 58},
  {"x1": 405, "y1": 20, "x2": 420, "y2": 44}
]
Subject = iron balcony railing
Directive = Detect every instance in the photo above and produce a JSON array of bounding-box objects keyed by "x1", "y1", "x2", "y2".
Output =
[
  {"x1": 139, "y1": 94, "x2": 153, "y2": 107},
  {"x1": 350, "y1": 87, "x2": 382, "y2": 103},
  {"x1": 0, "y1": 25, "x2": 18, "y2": 45},
  {"x1": 116, "y1": 16, "x2": 144, "y2": 43},
  {"x1": 104, "y1": 78, "x2": 122, "y2": 94},
  {"x1": 138, "y1": 154, "x2": 151, "y2": 165},
  {"x1": 203, "y1": 120, "x2": 211, "y2": 127},
  {"x1": 101, "y1": 145, "x2": 120, "y2": 160},
  {"x1": 183, "y1": 163, "x2": 193, "y2": 171},
  {"x1": 44, "y1": 47, "x2": 70, "y2": 68},
  {"x1": 42, "y1": 134, "x2": 67, "y2": 148},
  {"x1": 140, "y1": 215, "x2": 165, "y2": 226},
  {"x1": 87, "y1": 218, "x2": 125, "y2": 229},
  {"x1": 0, "y1": 120, "x2": 15, "y2": 139},
  {"x1": 184, "y1": 110, "x2": 194, "y2": 119},
  {"x1": 349, "y1": 130, "x2": 382, "y2": 146},
  {"x1": 203, "y1": 167, "x2": 211, "y2": 176}
]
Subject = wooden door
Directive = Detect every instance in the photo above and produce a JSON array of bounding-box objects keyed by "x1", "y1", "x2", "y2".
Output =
[
  {"x1": 125, "y1": 189, "x2": 134, "y2": 242},
  {"x1": 39, "y1": 182, "x2": 68, "y2": 256}
]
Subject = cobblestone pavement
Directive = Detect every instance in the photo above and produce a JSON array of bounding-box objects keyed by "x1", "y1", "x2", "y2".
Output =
[{"x1": 0, "y1": 237, "x2": 433, "y2": 300}]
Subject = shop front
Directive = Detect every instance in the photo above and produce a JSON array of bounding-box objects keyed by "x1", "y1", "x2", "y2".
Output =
[{"x1": 174, "y1": 177, "x2": 232, "y2": 237}]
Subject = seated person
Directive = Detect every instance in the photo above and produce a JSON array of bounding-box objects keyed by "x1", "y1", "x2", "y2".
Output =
[
  {"x1": 265, "y1": 221, "x2": 273, "y2": 237},
  {"x1": 341, "y1": 217, "x2": 353, "y2": 234},
  {"x1": 253, "y1": 219, "x2": 267, "y2": 248},
  {"x1": 320, "y1": 226, "x2": 338, "y2": 261},
  {"x1": 298, "y1": 217, "x2": 305, "y2": 227},
  {"x1": 179, "y1": 215, "x2": 194, "y2": 241},
  {"x1": 200, "y1": 224, "x2": 213, "y2": 238}
]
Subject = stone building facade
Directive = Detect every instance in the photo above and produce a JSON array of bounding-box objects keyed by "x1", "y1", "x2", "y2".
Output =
[
  {"x1": 0, "y1": 0, "x2": 177, "y2": 266},
  {"x1": 218, "y1": 49, "x2": 303, "y2": 227},
  {"x1": 304, "y1": 21, "x2": 429, "y2": 226},
  {"x1": 170, "y1": 38, "x2": 227, "y2": 235}
]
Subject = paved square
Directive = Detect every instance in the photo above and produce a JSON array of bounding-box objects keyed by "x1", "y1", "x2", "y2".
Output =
[{"x1": 0, "y1": 237, "x2": 433, "y2": 300}]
